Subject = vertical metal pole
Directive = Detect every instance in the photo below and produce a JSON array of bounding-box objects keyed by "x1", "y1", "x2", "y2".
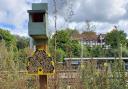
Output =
[
  {"x1": 120, "y1": 43, "x2": 122, "y2": 59},
  {"x1": 81, "y1": 39, "x2": 84, "y2": 58},
  {"x1": 36, "y1": 44, "x2": 48, "y2": 89},
  {"x1": 80, "y1": 38, "x2": 84, "y2": 68}
]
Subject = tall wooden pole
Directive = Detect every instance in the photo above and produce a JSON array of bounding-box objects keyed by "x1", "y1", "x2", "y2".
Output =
[
  {"x1": 39, "y1": 75, "x2": 47, "y2": 89},
  {"x1": 36, "y1": 44, "x2": 48, "y2": 89}
]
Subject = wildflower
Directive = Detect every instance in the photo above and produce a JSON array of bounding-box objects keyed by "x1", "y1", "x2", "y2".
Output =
[{"x1": 104, "y1": 62, "x2": 108, "y2": 67}]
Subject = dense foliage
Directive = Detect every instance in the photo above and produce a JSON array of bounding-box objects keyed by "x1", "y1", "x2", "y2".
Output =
[
  {"x1": 49, "y1": 28, "x2": 81, "y2": 61},
  {"x1": 15, "y1": 35, "x2": 29, "y2": 49},
  {"x1": 0, "y1": 29, "x2": 38, "y2": 89},
  {"x1": 0, "y1": 29, "x2": 29, "y2": 50},
  {"x1": 0, "y1": 28, "x2": 128, "y2": 89},
  {"x1": 49, "y1": 28, "x2": 128, "y2": 61},
  {"x1": 105, "y1": 29, "x2": 128, "y2": 57},
  {"x1": 0, "y1": 28, "x2": 16, "y2": 48},
  {"x1": 105, "y1": 30, "x2": 127, "y2": 48}
]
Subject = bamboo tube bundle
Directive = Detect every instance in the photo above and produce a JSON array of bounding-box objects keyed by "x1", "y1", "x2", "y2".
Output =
[{"x1": 27, "y1": 49, "x2": 54, "y2": 75}]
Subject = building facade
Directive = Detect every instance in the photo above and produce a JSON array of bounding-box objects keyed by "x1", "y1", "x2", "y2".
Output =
[{"x1": 71, "y1": 31, "x2": 107, "y2": 47}]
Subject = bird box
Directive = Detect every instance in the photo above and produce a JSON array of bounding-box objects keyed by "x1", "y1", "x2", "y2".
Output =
[{"x1": 28, "y1": 3, "x2": 48, "y2": 40}]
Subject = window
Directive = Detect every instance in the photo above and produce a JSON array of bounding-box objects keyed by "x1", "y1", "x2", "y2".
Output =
[{"x1": 32, "y1": 13, "x2": 44, "y2": 22}]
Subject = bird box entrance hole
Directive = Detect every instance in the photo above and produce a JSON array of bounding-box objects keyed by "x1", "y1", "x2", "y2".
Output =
[{"x1": 32, "y1": 13, "x2": 44, "y2": 22}]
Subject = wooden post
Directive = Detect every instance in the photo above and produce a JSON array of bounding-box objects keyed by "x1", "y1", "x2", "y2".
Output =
[
  {"x1": 36, "y1": 44, "x2": 48, "y2": 89},
  {"x1": 39, "y1": 75, "x2": 47, "y2": 89}
]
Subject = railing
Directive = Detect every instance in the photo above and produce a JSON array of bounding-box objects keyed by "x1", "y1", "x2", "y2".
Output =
[{"x1": 65, "y1": 57, "x2": 128, "y2": 60}]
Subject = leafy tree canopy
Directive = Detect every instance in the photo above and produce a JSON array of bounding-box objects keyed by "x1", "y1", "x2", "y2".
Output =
[
  {"x1": 105, "y1": 29, "x2": 127, "y2": 49},
  {"x1": 0, "y1": 28, "x2": 16, "y2": 48},
  {"x1": 50, "y1": 28, "x2": 80, "y2": 61},
  {"x1": 14, "y1": 35, "x2": 29, "y2": 49}
]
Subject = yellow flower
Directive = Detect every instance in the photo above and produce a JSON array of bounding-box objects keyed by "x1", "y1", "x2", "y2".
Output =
[
  {"x1": 95, "y1": 71, "x2": 100, "y2": 76},
  {"x1": 81, "y1": 64, "x2": 84, "y2": 69},
  {"x1": 104, "y1": 62, "x2": 108, "y2": 67}
]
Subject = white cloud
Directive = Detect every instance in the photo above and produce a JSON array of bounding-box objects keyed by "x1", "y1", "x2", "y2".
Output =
[
  {"x1": 0, "y1": 0, "x2": 128, "y2": 37},
  {"x1": 70, "y1": 0, "x2": 128, "y2": 22},
  {"x1": 118, "y1": 20, "x2": 128, "y2": 34},
  {"x1": 0, "y1": 0, "x2": 31, "y2": 36}
]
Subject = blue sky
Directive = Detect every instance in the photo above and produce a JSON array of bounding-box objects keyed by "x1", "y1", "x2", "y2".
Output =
[{"x1": 0, "y1": 0, "x2": 128, "y2": 36}]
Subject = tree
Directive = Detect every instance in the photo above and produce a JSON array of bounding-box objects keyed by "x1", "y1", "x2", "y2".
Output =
[
  {"x1": 83, "y1": 20, "x2": 96, "y2": 32},
  {"x1": 105, "y1": 29, "x2": 128, "y2": 57},
  {"x1": 126, "y1": 39, "x2": 128, "y2": 48},
  {"x1": 55, "y1": 48, "x2": 65, "y2": 62},
  {"x1": 49, "y1": 28, "x2": 81, "y2": 60},
  {"x1": 15, "y1": 35, "x2": 29, "y2": 49},
  {"x1": 0, "y1": 28, "x2": 16, "y2": 47},
  {"x1": 105, "y1": 29, "x2": 127, "y2": 49}
]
